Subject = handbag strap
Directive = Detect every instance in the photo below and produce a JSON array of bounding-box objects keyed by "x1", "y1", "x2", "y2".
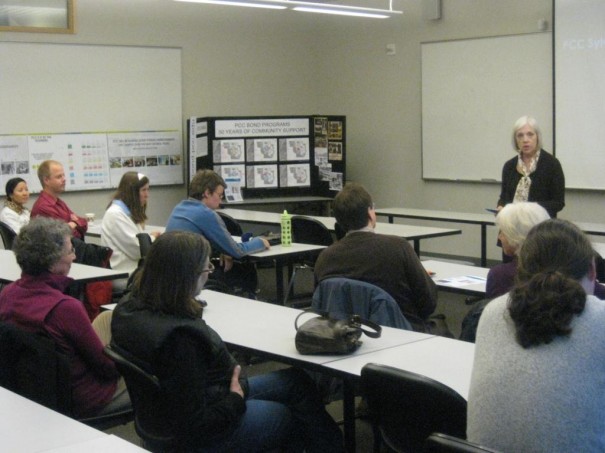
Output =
[{"x1": 294, "y1": 308, "x2": 382, "y2": 338}]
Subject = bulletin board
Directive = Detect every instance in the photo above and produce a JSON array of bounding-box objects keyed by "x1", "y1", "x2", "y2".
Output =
[
  {"x1": 0, "y1": 42, "x2": 184, "y2": 193},
  {"x1": 188, "y1": 116, "x2": 346, "y2": 202}
]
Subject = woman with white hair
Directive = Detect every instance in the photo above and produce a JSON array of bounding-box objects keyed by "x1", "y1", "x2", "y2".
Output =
[
  {"x1": 486, "y1": 202, "x2": 550, "y2": 298},
  {"x1": 460, "y1": 202, "x2": 550, "y2": 343},
  {"x1": 496, "y1": 116, "x2": 565, "y2": 218}
]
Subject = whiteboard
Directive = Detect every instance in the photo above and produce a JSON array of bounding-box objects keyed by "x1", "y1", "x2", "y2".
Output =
[
  {"x1": 554, "y1": 0, "x2": 605, "y2": 190},
  {"x1": 421, "y1": 33, "x2": 552, "y2": 182},
  {"x1": 0, "y1": 42, "x2": 183, "y2": 192}
]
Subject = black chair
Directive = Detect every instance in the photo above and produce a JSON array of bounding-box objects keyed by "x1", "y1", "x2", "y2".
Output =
[
  {"x1": 136, "y1": 232, "x2": 153, "y2": 260},
  {"x1": 0, "y1": 320, "x2": 133, "y2": 431},
  {"x1": 217, "y1": 211, "x2": 243, "y2": 236},
  {"x1": 361, "y1": 363, "x2": 467, "y2": 453},
  {"x1": 104, "y1": 344, "x2": 177, "y2": 451},
  {"x1": 284, "y1": 215, "x2": 334, "y2": 305},
  {"x1": 0, "y1": 220, "x2": 17, "y2": 249},
  {"x1": 424, "y1": 433, "x2": 501, "y2": 453}
]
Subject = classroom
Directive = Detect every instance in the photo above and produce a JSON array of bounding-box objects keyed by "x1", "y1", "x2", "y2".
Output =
[
  {"x1": 4, "y1": 0, "x2": 603, "y2": 265},
  {"x1": 2, "y1": 0, "x2": 605, "y2": 451}
]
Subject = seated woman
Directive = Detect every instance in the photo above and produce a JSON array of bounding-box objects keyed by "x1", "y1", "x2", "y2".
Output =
[
  {"x1": 111, "y1": 231, "x2": 343, "y2": 452},
  {"x1": 0, "y1": 217, "x2": 130, "y2": 417},
  {"x1": 486, "y1": 202, "x2": 550, "y2": 299},
  {"x1": 101, "y1": 172, "x2": 160, "y2": 291},
  {"x1": 460, "y1": 202, "x2": 550, "y2": 342},
  {"x1": 467, "y1": 219, "x2": 605, "y2": 452},
  {"x1": 0, "y1": 177, "x2": 31, "y2": 234}
]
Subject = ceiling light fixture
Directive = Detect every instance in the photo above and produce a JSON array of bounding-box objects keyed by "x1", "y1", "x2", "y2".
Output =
[
  {"x1": 174, "y1": 0, "x2": 402, "y2": 18},
  {"x1": 175, "y1": 0, "x2": 287, "y2": 10}
]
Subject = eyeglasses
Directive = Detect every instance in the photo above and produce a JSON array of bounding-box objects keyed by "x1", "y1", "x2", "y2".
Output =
[{"x1": 202, "y1": 262, "x2": 215, "y2": 274}]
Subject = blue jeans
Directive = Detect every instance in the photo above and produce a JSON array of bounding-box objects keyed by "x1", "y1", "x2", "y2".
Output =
[{"x1": 202, "y1": 367, "x2": 344, "y2": 452}]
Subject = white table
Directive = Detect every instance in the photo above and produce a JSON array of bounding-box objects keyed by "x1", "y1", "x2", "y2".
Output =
[
  {"x1": 86, "y1": 223, "x2": 165, "y2": 239},
  {"x1": 220, "y1": 208, "x2": 462, "y2": 256},
  {"x1": 423, "y1": 259, "x2": 489, "y2": 296},
  {"x1": 0, "y1": 385, "x2": 147, "y2": 452},
  {"x1": 0, "y1": 249, "x2": 129, "y2": 284},
  {"x1": 375, "y1": 207, "x2": 496, "y2": 267},
  {"x1": 323, "y1": 336, "x2": 475, "y2": 400},
  {"x1": 246, "y1": 242, "x2": 326, "y2": 303}
]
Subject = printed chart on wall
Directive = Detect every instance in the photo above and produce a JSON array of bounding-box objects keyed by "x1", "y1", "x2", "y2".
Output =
[
  {"x1": 0, "y1": 42, "x2": 184, "y2": 193},
  {"x1": 188, "y1": 116, "x2": 345, "y2": 200},
  {"x1": 0, "y1": 130, "x2": 182, "y2": 194}
]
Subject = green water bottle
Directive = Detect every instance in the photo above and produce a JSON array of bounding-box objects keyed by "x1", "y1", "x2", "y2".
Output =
[{"x1": 281, "y1": 210, "x2": 292, "y2": 247}]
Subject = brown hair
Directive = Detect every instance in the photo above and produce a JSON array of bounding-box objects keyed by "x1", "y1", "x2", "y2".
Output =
[
  {"x1": 109, "y1": 171, "x2": 149, "y2": 224},
  {"x1": 508, "y1": 219, "x2": 592, "y2": 348},
  {"x1": 189, "y1": 169, "x2": 226, "y2": 200},
  {"x1": 134, "y1": 231, "x2": 211, "y2": 318},
  {"x1": 333, "y1": 182, "x2": 373, "y2": 232}
]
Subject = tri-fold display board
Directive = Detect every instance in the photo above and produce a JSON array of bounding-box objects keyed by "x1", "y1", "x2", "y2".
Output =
[{"x1": 187, "y1": 116, "x2": 346, "y2": 201}]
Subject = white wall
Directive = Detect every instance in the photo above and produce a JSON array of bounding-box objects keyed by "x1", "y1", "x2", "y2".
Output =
[{"x1": 2, "y1": 0, "x2": 602, "y2": 259}]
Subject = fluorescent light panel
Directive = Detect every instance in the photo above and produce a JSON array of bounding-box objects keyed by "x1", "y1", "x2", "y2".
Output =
[
  {"x1": 174, "y1": 0, "x2": 402, "y2": 18},
  {"x1": 292, "y1": 6, "x2": 389, "y2": 19},
  {"x1": 175, "y1": 0, "x2": 287, "y2": 10}
]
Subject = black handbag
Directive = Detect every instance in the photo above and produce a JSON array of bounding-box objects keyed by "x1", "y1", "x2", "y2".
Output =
[{"x1": 294, "y1": 309, "x2": 382, "y2": 355}]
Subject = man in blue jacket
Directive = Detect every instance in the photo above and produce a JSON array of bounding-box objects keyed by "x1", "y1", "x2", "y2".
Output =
[{"x1": 166, "y1": 170, "x2": 269, "y2": 297}]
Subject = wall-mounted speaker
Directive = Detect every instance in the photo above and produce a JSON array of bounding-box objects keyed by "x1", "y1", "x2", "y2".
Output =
[{"x1": 422, "y1": 0, "x2": 442, "y2": 21}]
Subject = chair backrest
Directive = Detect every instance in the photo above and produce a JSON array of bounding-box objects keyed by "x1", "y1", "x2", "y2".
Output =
[
  {"x1": 361, "y1": 363, "x2": 467, "y2": 453},
  {"x1": 424, "y1": 433, "x2": 501, "y2": 453},
  {"x1": 136, "y1": 233, "x2": 153, "y2": 259},
  {"x1": 0, "y1": 320, "x2": 72, "y2": 415},
  {"x1": 312, "y1": 278, "x2": 412, "y2": 330},
  {"x1": 291, "y1": 215, "x2": 334, "y2": 246},
  {"x1": 0, "y1": 321, "x2": 133, "y2": 429},
  {"x1": 0, "y1": 221, "x2": 17, "y2": 250},
  {"x1": 217, "y1": 211, "x2": 243, "y2": 236},
  {"x1": 104, "y1": 344, "x2": 177, "y2": 449}
]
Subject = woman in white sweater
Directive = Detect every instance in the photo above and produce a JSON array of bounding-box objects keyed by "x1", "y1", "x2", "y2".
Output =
[
  {"x1": 468, "y1": 219, "x2": 605, "y2": 452},
  {"x1": 0, "y1": 177, "x2": 31, "y2": 234},
  {"x1": 101, "y1": 172, "x2": 160, "y2": 289}
]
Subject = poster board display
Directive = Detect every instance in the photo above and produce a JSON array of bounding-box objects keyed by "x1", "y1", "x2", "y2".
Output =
[
  {"x1": 0, "y1": 42, "x2": 184, "y2": 193},
  {"x1": 188, "y1": 116, "x2": 345, "y2": 201}
]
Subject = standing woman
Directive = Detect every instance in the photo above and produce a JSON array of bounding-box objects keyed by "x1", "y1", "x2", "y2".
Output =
[
  {"x1": 468, "y1": 219, "x2": 605, "y2": 452},
  {"x1": 0, "y1": 177, "x2": 31, "y2": 233},
  {"x1": 101, "y1": 172, "x2": 160, "y2": 288},
  {"x1": 496, "y1": 116, "x2": 565, "y2": 218}
]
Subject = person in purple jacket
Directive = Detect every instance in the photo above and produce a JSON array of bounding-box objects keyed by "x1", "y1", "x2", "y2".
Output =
[
  {"x1": 486, "y1": 202, "x2": 550, "y2": 299},
  {"x1": 0, "y1": 217, "x2": 130, "y2": 417},
  {"x1": 166, "y1": 170, "x2": 269, "y2": 297}
]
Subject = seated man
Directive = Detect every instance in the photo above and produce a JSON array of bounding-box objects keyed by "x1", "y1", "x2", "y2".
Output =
[
  {"x1": 314, "y1": 183, "x2": 437, "y2": 332},
  {"x1": 165, "y1": 169, "x2": 269, "y2": 296},
  {"x1": 31, "y1": 160, "x2": 88, "y2": 240}
]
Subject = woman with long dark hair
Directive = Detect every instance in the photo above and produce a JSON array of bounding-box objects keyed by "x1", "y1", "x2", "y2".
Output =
[
  {"x1": 101, "y1": 172, "x2": 160, "y2": 289},
  {"x1": 111, "y1": 231, "x2": 343, "y2": 452},
  {"x1": 468, "y1": 219, "x2": 605, "y2": 452}
]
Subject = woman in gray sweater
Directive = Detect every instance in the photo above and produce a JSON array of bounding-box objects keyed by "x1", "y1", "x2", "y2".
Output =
[{"x1": 467, "y1": 219, "x2": 605, "y2": 452}]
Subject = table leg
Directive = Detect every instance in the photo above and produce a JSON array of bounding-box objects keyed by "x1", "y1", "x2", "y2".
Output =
[
  {"x1": 480, "y1": 224, "x2": 487, "y2": 267},
  {"x1": 343, "y1": 378, "x2": 356, "y2": 452},
  {"x1": 413, "y1": 239, "x2": 420, "y2": 256},
  {"x1": 274, "y1": 260, "x2": 285, "y2": 304}
]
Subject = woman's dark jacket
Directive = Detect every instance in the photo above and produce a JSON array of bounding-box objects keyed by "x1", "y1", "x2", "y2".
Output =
[
  {"x1": 111, "y1": 293, "x2": 247, "y2": 448},
  {"x1": 498, "y1": 149, "x2": 565, "y2": 217}
]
